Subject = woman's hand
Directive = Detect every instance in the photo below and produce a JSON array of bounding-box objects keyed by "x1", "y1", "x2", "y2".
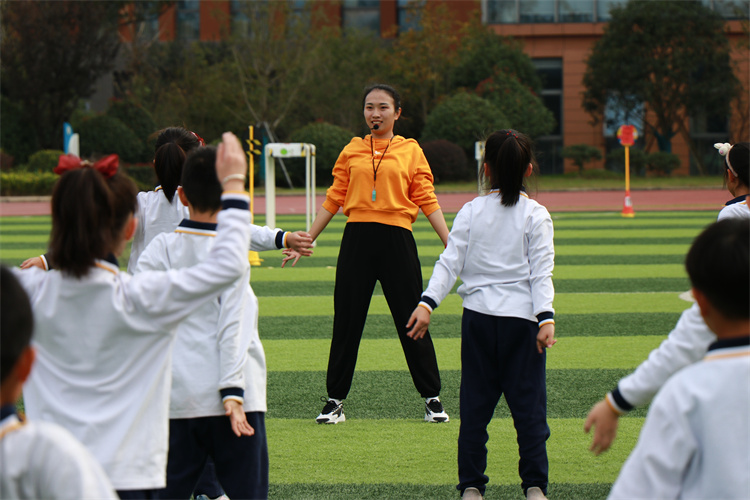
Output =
[
  {"x1": 281, "y1": 248, "x2": 304, "y2": 268},
  {"x1": 286, "y1": 231, "x2": 313, "y2": 255}
]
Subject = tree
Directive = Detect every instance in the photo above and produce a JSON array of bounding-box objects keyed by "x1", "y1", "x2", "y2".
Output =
[
  {"x1": 582, "y1": 0, "x2": 741, "y2": 174},
  {"x1": 560, "y1": 144, "x2": 603, "y2": 173},
  {"x1": 1, "y1": 2, "x2": 126, "y2": 150}
]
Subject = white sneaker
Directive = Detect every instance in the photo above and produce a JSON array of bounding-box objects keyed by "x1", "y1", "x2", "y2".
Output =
[
  {"x1": 462, "y1": 487, "x2": 483, "y2": 499},
  {"x1": 526, "y1": 486, "x2": 547, "y2": 499},
  {"x1": 424, "y1": 398, "x2": 449, "y2": 422},
  {"x1": 316, "y1": 398, "x2": 345, "y2": 424}
]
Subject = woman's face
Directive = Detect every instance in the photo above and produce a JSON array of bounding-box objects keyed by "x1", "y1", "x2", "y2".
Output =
[{"x1": 364, "y1": 89, "x2": 401, "y2": 138}]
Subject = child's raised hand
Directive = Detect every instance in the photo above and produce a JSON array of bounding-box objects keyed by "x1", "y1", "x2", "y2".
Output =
[
  {"x1": 406, "y1": 305, "x2": 431, "y2": 340},
  {"x1": 536, "y1": 323, "x2": 556, "y2": 353},
  {"x1": 20, "y1": 256, "x2": 45, "y2": 270},
  {"x1": 216, "y1": 132, "x2": 247, "y2": 191},
  {"x1": 223, "y1": 399, "x2": 254, "y2": 437},
  {"x1": 281, "y1": 248, "x2": 303, "y2": 268},
  {"x1": 286, "y1": 231, "x2": 313, "y2": 255}
]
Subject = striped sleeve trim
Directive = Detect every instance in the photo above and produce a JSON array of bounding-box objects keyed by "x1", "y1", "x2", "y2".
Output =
[
  {"x1": 418, "y1": 302, "x2": 433, "y2": 314},
  {"x1": 221, "y1": 193, "x2": 249, "y2": 211},
  {"x1": 220, "y1": 387, "x2": 245, "y2": 405},
  {"x1": 40, "y1": 254, "x2": 50, "y2": 271},
  {"x1": 275, "y1": 231, "x2": 286, "y2": 249},
  {"x1": 608, "y1": 387, "x2": 633, "y2": 414},
  {"x1": 421, "y1": 295, "x2": 438, "y2": 311},
  {"x1": 537, "y1": 311, "x2": 554, "y2": 328}
]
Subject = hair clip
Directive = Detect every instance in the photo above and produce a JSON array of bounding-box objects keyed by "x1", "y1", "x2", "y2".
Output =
[
  {"x1": 714, "y1": 143, "x2": 737, "y2": 176},
  {"x1": 54, "y1": 154, "x2": 119, "y2": 178},
  {"x1": 506, "y1": 130, "x2": 518, "y2": 139},
  {"x1": 191, "y1": 131, "x2": 206, "y2": 146}
]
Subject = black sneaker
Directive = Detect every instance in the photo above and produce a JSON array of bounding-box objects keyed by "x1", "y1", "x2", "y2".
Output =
[
  {"x1": 425, "y1": 398, "x2": 449, "y2": 422},
  {"x1": 316, "y1": 398, "x2": 345, "y2": 424}
]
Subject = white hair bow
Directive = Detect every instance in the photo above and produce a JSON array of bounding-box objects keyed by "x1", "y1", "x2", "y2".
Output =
[{"x1": 714, "y1": 142, "x2": 736, "y2": 175}]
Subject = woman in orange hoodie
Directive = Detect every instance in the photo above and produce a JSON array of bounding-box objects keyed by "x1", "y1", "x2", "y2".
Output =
[{"x1": 309, "y1": 83, "x2": 451, "y2": 424}]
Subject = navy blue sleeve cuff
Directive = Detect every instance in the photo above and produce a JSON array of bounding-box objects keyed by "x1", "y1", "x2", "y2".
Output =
[
  {"x1": 43, "y1": 253, "x2": 54, "y2": 270},
  {"x1": 221, "y1": 199, "x2": 249, "y2": 211},
  {"x1": 537, "y1": 312, "x2": 555, "y2": 328},
  {"x1": 421, "y1": 296, "x2": 438, "y2": 311},
  {"x1": 611, "y1": 386, "x2": 634, "y2": 412},
  {"x1": 275, "y1": 231, "x2": 286, "y2": 249},
  {"x1": 220, "y1": 387, "x2": 245, "y2": 400}
]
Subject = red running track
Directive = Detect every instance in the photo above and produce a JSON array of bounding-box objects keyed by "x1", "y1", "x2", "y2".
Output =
[{"x1": 0, "y1": 189, "x2": 729, "y2": 217}]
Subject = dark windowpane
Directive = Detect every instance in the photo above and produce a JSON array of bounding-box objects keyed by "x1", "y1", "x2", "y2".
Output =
[
  {"x1": 559, "y1": 0, "x2": 594, "y2": 22},
  {"x1": 520, "y1": 0, "x2": 555, "y2": 23},
  {"x1": 176, "y1": 0, "x2": 200, "y2": 41},
  {"x1": 487, "y1": 0, "x2": 518, "y2": 23},
  {"x1": 596, "y1": 0, "x2": 625, "y2": 21},
  {"x1": 343, "y1": 0, "x2": 380, "y2": 33}
]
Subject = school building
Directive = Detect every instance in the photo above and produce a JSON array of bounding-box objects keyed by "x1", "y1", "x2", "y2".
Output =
[{"x1": 117, "y1": 0, "x2": 749, "y2": 175}]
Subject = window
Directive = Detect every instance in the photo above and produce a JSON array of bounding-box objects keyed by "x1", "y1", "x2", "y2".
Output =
[
  {"x1": 534, "y1": 59, "x2": 564, "y2": 174},
  {"x1": 559, "y1": 0, "x2": 594, "y2": 22},
  {"x1": 176, "y1": 0, "x2": 200, "y2": 41},
  {"x1": 485, "y1": 0, "x2": 627, "y2": 23},
  {"x1": 520, "y1": 0, "x2": 556, "y2": 23},
  {"x1": 691, "y1": 111, "x2": 730, "y2": 175},
  {"x1": 288, "y1": 0, "x2": 311, "y2": 31},
  {"x1": 230, "y1": 0, "x2": 251, "y2": 37},
  {"x1": 398, "y1": 0, "x2": 424, "y2": 33},
  {"x1": 342, "y1": 0, "x2": 380, "y2": 34}
]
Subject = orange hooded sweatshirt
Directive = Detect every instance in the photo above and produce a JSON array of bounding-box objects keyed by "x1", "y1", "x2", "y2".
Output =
[{"x1": 321, "y1": 135, "x2": 441, "y2": 231}]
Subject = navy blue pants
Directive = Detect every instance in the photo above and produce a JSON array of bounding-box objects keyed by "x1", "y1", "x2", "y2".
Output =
[
  {"x1": 327, "y1": 222, "x2": 441, "y2": 399},
  {"x1": 457, "y1": 309, "x2": 549, "y2": 496},
  {"x1": 160, "y1": 412, "x2": 268, "y2": 500},
  {"x1": 117, "y1": 490, "x2": 159, "y2": 499}
]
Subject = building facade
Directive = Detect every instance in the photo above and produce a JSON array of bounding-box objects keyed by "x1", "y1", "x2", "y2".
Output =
[{"x1": 118, "y1": 0, "x2": 749, "y2": 175}]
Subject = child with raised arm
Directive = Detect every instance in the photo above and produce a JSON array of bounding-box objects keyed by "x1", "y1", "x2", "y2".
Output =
[
  {"x1": 608, "y1": 218, "x2": 749, "y2": 499},
  {"x1": 0, "y1": 266, "x2": 117, "y2": 499},
  {"x1": 135, "y1": 146, "x2": 268, "y2": 499},
  {"x1": 407, "y1": 130, "x2": 555, "y2": 500},
  {"x1": 13, "y1": 133, "x2": 251, "y2": 498}
]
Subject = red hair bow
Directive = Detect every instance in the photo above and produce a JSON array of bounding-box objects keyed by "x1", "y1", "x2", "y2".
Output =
[{"x1": 54, "y1": 154, "x2": 119, "y2": 178}]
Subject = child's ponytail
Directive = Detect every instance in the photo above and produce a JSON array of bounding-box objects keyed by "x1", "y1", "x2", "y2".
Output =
[
  {"x1": 49, "y1": 169, "x2": 137, "y2": 278},
  {"x1": 152, "y1": 127, "x2": 204, "y2": 203},
  {"x1": 484, "y1": 129, "x2": 536, "y2": 207},
  {"x1": 154, "y1": 142, "x2": 186, "y2": 203}
]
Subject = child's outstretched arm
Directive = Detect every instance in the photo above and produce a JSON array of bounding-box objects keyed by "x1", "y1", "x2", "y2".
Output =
[
  {"x1": 223, "y1": 400, "x2": 255, "y2": 437},
  {"x1": 536, "y1": 323, "x2": 556, "y2": 353}
]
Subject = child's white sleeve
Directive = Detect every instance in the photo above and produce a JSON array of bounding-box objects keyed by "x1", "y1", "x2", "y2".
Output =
[
  {"x1": 421, "y1": 204, "x2": 471, "y2": 310},
  {"x1": 126, "y1": 194, "x2": 252, "y2": 332},
  {"x1": 215, "y1": 274, "x2": 248, "y2": 404},
  {"x1": 607, "y1": 378, "x2": 694, "y2": 499},
  {"x1": 610, "y1": 302, "x2": 715, "y2": 411},
  {"x1": 528, "y1": 207, "x2": 555, "y2": 321},
  {"x1": 249, "y1": 224, "x2": 284, "y2": 252}
]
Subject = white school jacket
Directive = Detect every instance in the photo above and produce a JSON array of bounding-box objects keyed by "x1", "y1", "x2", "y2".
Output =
[
  {"x1": 127, "y1": 187, "x2": 291, "y2": 273},
  {"x1": 608, "y1": 339, "x2": 750, "y2": 500},
  {"x1": 609, "y1": 201, "x2": 750, "y2": 412},
  {"x1": 136, "y1": 219, "x2": 267, "y2": 418},
  {"x1": 422, "y1": 191, "x2": 554, "y2": 323},
  {"x1": 14, "y1": 194, "x2": 251, "y2": 491},
  {"x1": 0, "y1": 411, "x2": 117, "y2": 499},
  {"x1": 128, "y1": 188, "x2": 189, "y2": 273}
]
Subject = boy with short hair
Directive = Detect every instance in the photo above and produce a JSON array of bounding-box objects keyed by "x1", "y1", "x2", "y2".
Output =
[
  {"x1": 608, "y1": 218, "x2": 750, "y2": 499},
  {"x1": 0, "y1": 266, "x2": 117, "y2": 499},
  {"x1": 135, "y1": 146, "x2": 268, "y2": 499}
]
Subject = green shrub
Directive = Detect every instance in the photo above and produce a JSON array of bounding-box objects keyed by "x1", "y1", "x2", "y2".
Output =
[
  {"x1": 420, "y1": 139, "x2": 472, "y2": 184},
  {"x1": 0, "y1": 96, "x2": 37, "y2": 165},
  {"x1": 475, "y1": 70, "x2": 556, "y2": 139},
  {"x1": 421, "y1": 92, "x2": 509, "y2": 160},
  {"x1": 77, "y1": 115, "x2": 143, "y2": 164},
  {"x1": 27, "y1": 150, "x2": 66, "y2": 172},
  {"x1": 0, "y1": 171, "x2": 57, "y2": 196},
  {"x1": 106, "y1": 99, "x2": 157, "y2": 162},
  {"x1": 646, "y1": 151, "x2": 681, "y2": 176},
  {"x1": 606, "y1": 147, "x2": 648, "y2": 176},
  {"x1": 287, "y1": 122, "x2": 355, "y2": 187},
  {"x1": 560, "y1": 144, "x2": 603, "y2": 173}
]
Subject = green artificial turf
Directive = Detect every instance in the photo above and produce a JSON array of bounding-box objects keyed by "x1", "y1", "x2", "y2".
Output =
[{"x1": 0, "y1": 210, "x2": 713, "y2": 499}]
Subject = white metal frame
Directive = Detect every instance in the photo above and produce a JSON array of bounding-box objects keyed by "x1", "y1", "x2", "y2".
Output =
[{"x1": 263, "y1": 143, "x2": 316, "y2": 231}]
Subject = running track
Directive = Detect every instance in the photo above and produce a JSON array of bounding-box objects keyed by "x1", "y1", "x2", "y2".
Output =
[{"x1": 0, "y1": 188, "x2": 729, "y2": 217}]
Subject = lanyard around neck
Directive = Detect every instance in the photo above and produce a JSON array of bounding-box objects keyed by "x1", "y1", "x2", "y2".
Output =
[{"x1": 370, "y1": 136, "x2": 393, "y2": 186}]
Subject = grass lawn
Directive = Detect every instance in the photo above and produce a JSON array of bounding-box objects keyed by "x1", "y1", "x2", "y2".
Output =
[{"x1": 0, "y1": 208, "x2": 716, "y2": 499}]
